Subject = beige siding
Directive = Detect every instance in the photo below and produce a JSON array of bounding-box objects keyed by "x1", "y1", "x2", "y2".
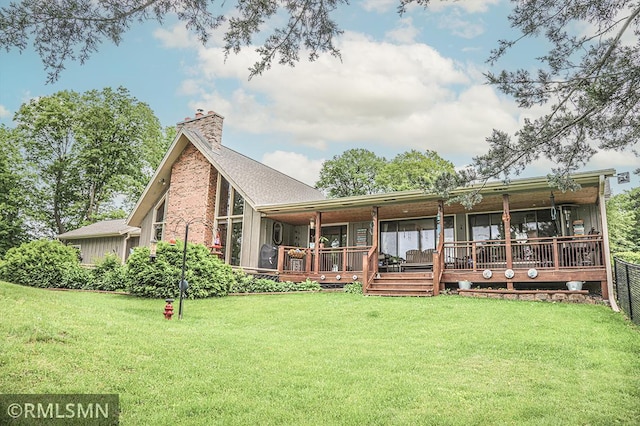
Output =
[
  {"x1": 242, "y1": 205, "x2": 262, "y2": 267},
  {"x1": 68, "y1": 236, "x2": 125, "y2": 265},
  {"x1": 139, "y1": 209, "x2": 154, "y2": 247}
]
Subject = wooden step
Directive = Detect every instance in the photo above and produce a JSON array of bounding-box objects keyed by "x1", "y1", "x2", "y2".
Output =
[{"x1": 366, "y1": 274, "x2": 435, "y2": 297}]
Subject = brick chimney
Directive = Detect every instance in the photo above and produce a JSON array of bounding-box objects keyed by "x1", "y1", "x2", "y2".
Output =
[{"x1": 177, "y1": 109, "x2": 224, "y2": 150}]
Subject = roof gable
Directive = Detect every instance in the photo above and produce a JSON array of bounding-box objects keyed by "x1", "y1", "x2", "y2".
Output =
[
  {"x1": 128, "y1": 126, "x2": 325, "y2": 226},
  {"x1": 58, "y1": 219, "x2": 140, "y2": 239}
]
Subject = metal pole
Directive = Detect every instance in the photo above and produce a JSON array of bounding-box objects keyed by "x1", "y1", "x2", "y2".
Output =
[{"x1": 178, "y1": 222, "x2": 189, "y2": 319}]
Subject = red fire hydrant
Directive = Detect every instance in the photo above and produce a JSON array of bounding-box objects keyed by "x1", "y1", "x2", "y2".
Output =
[{"x1": 164, "y1": 299, "x2": 174, "y2": 320}]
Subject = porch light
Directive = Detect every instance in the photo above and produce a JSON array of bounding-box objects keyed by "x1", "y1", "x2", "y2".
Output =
[
  {"x1": 549, "y1": 192, "x2": 557, "y2": 220},
  {"x1": 310, "y1": 218, "x2": 315, "y2": 229}
]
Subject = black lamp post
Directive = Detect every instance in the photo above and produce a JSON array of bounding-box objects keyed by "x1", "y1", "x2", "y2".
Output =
[{"x1": 177, "y1": 221, "x2": 190, "y2": 320}]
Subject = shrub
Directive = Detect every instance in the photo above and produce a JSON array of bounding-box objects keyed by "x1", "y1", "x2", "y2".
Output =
[
  {"x1": 344, "y1": 281, "x2": 363, "y2": 294},
  {"x1": 125, "y1": 241, "x2": 236, "y2": 298},
  {"x1": 230, "y1": 275, "x2": 321, "y2": 293},
  {"x1": 0, "y1": 239, "x2": 84, "y2": 288},
  {"x1": 88, "y1": 253, "x2": 127, "y2": 291},
  {"x1": 61, "y1": 267, "x2": 93, "y2": 289},
  {"x1": 614, "y1": 252, "x2": 640, "y2": 264}
]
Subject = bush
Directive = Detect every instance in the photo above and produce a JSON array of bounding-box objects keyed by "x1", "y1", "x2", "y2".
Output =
[
  {"x1": 0, "y1": 239, "x2": 84, "y2": 288},
  {"x1": 344, "y1": 281, "x2": 363, "y2": 294},
  {"x1": 230, "y1": 275, "x2": 321, "y2": 293},
  {"x1": 88, "y1": 253, "x2": 127, "y2": 291},
  {"x1": 61, "y1": 267, "x2": 93, "y2": 289},
  {"x1": 614, "y1": 252, "x2": 640, "y2": 264},
  {"x1": 125, "y1": 241, "x2": 236, "y2": 298}
]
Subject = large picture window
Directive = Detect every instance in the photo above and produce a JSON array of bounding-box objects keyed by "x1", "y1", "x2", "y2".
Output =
[
  {"x1": 469, "y1": 209, "x2": 559, "y2": 242},
  {"x1": 216, "y1": 177, "x2": 244, "y2": 266},
  {"x1": 380, "y1": 217, "x2": 454, "y2": 260}
]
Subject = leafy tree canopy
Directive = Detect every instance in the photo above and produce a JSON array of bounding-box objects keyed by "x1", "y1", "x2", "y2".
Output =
[
  {"x1": 13, "y1": 87, "x2": 166, "y2": 236},
  {"x1": 606, "y1": 186, "x2": 640, "y2": 253},
  {"x1": 316, "y1": 148, "x2": 454, "y2": 197},
  {"x1": 316, "y1": 149, "x2": 386, "y2": 197},
  {"x1": 376, "y1": 149, "x2": 455, "y2": 193},
  {"x1": 2, "y1": 0, "x2": 638, "y2": 202},
  {"x1": 427, "y1": 0, "x2": 640, "y2": 205},
  {"x1": 0, "y1": 125, "x2": 29, "y2": 255},
  {"x1": 0, "y1": 0, "x2": 345, "y2": 83}
]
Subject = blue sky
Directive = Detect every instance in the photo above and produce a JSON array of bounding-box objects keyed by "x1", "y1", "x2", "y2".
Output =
[{"x1": 0, "y1": 0, "x2": 637, "y2": 193}]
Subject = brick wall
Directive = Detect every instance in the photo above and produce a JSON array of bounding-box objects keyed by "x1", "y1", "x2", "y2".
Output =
[{"x1": 165, "y1": 143, "x2": 218, "y2": 245}]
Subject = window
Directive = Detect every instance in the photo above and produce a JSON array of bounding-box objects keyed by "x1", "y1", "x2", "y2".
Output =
[
  {"x1": 469, "y1": 209, "x2": 559, "y2": 242},
  {"x1": 153, "y1": 197, "x2": 167, "y2": 241},
  {"x1": 469, "y1": 213, "x2": 503, "y2": 242},
  {"x1": 380, "y1": 217, "x2": 454, "y2": 259},
  {"x1": 215, "y1": 177, "x2": 244, "y2": 265}
]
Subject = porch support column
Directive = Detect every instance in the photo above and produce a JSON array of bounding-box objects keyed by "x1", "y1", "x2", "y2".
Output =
[
  {"x1": 372, "y1": 206, "x2": 379, "y2": 274},
  {"x1": 438, "y1": 200, "x2": 445, "y2": 248},
  {"x1": 313, "y1": 212, "x2": 321, "y2": 273},
  {"x1": 598, "y1": 175, "x2": 617, "y2": 309},
  {"x1": 434, "y1": 200, "x2": 445, "y2": 296},
  {"x1": 502, "y1": 194, "x2": 514, "y2": 290},
  {"x1": 371, "y1": 206, "x2": 380, "y2": 251}
]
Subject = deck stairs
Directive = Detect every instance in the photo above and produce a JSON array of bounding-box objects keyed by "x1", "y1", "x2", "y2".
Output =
[{"x1": 366, "y1": 271, "x2": 435, "y2": 297}]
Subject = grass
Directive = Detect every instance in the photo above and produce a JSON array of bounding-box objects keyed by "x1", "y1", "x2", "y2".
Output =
[{"x1": 1, "y1": 281, "x2": 639, "y2": 425}]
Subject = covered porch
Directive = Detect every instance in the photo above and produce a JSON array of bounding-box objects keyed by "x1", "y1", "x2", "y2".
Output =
[{"x1": 257, "y1": 171, "x2": 613, "y2": 299}]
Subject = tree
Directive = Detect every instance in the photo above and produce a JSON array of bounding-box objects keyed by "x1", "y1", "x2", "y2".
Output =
[
  {"x1": 14, "y1": 87, "x2": 165, "y2": 236},
  {"x1": 0, "y1": 0, "x2": 345, "y2": 83},
  {"x1": 375, "y1": 149, "x2": 455, "y2": 193},
  {"x1": 315, "y1": 149, "x2": 386, "y2": 197},
  {"x1": 3, "y1": 0, "x2": 639, "y2": 194},
  {"x1": 429, "y1": 0, "x2": 640, "y2": 204},
  {"x1": 0, "y1": 125, "x2": 29, "y2": 255},
  {"x1": 15, "y1": 90, "x2": 84, "y2": 236},
  {"x1": 606, "y1": 187, "x2": 640, "y2": 253},
  {"x1": 75, "y1": 87, "x2": 163, "y2": 220}
]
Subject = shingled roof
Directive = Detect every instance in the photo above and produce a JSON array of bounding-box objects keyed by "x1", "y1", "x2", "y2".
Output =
[
  {"x1": 128, "y1": 120, "x2": 325, "y2": 226},
  {"x1": 184, "y1": 128, "x2": 325, "y2": 207},
  {"x1": 58, "y1": 219, "x2": 140, "y2": 240}
]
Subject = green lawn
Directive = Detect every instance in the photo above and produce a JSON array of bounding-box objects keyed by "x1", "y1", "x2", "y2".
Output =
[{"x1": 1, "y1": 281, "x2": 639, "y2": 425}]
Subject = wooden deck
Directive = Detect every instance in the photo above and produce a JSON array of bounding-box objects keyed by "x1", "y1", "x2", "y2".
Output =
[{"x1": 275, "y1": 235, "x2": 609, "y2": 298}]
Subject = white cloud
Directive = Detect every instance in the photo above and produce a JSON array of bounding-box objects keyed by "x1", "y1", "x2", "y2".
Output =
[
  {"x1": 360, "y1": 0, "x2": 397, "y2": 13},
  {"x1": 197, "y1": 32, "x2": 520, "y2": 154},
  {"x1": 0, "y1": 104, "x2": 10, "y2": 118},
  {"x1": 428, "y1": 0, "x2": 502, "y2": 14},
  {"x1": 361, "y1": 0, "x2": 499, "y2": 14},
  {"x1": 161, "y1": 24, "x2": 526, "y2": 168},
  {"x1": 154, "y1": 24, "x2": 195, "y2": 49},
  {"x1": 386, "y1": 17, "x2": 420, "y2": 44},
  {"x1": 438, "y1": 12, "x2": 486, "y2": 39},
  {"x1": 261, "y1": 151, "x2": 325, "y2": 186}
]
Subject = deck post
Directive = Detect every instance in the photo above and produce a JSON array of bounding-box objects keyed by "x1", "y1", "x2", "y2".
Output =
[
  {"x1": 313, "y1": 212, "x2": 321, "y2": 273},
  {"x1": 372, "y1": 207, "x2": 379, "y2": 275},
  {"x1": 435, "y1": 200, "x2": 445, "y2": 296},
  {"x1": 502, "y1": 194, "x2": 514, "y2": 290}
]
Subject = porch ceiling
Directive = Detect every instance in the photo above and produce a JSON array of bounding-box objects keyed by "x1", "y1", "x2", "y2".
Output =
[{"x1": 261, "y1": 185, "x2": 600, "y2": 226}]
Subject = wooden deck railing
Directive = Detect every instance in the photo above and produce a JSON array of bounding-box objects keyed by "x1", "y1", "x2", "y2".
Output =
[
  {"x1": 362, "y1": 245, "x2": 377, "y2": 294},
  {"x1": 280, "y1": 245, "x2": 372, "y2": 274},
  {"x1": 443, "y1": 235, "x2": 604, "y2": 271}
]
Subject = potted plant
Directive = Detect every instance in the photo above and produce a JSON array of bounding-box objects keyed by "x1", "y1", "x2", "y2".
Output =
[
  {"x1": 318, "y1": 236, "x2": 329, "y2": 248},
  {"x1": 287, "y1": 248, "x2": 305, "y2": 259}
]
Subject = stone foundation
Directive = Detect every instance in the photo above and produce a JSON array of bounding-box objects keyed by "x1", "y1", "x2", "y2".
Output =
[{"x1": 456, "y1": 289, "x2": 606, "y2": 305}]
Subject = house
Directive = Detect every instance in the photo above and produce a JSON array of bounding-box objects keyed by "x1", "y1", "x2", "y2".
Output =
[
  {"x1": 57, "y1": 219, "x2": 140, "y2": 264},
  {"x1": 125, "y1": 109, "x2": 615, "y2": 303}
]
